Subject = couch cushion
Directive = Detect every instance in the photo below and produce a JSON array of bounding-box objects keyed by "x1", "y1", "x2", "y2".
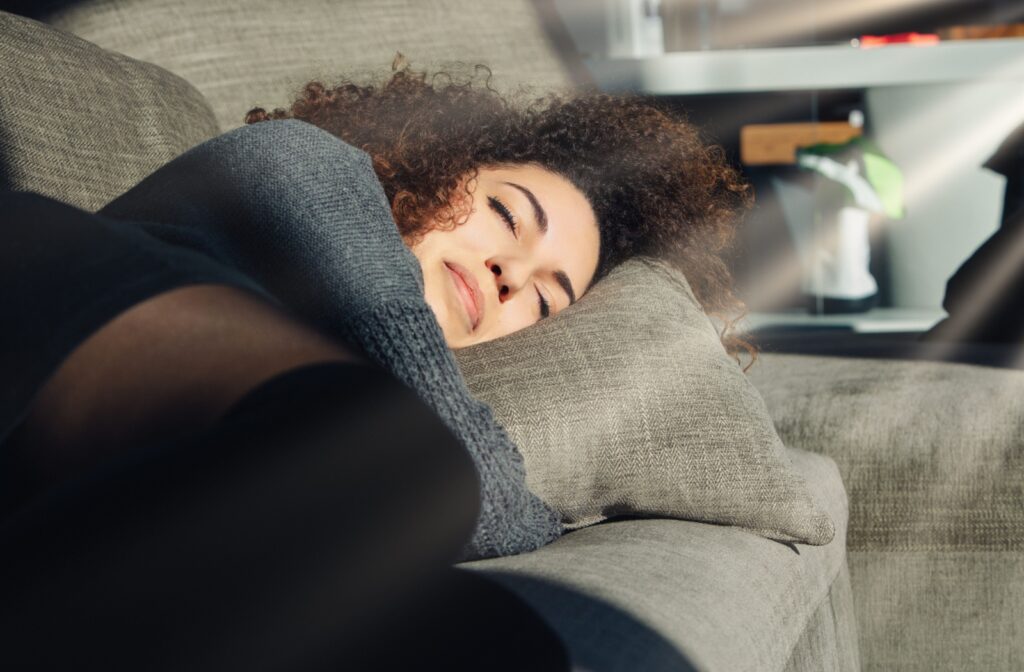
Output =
[
  {"x1": 460, "y1": 447, "x2": 850, "y2": 672},
  {"x1": 455, "y1": 258, "x2": 835, "y2": 546},
  {"x1": 849, "y1": 549, "x2": 1024, "y2": 672},
  {"x1": 45, "y1": 0, "x2": 578, "y2": 131},
  {"x1": 751, "y1": 353, "x2": 1024, "y2": 671},
  {"x1": 0, "y1": 11, "x2": 219, "y2": 212},
  {"x1": 747, "y1": 353, "x2": 1024, "y2": 552}
]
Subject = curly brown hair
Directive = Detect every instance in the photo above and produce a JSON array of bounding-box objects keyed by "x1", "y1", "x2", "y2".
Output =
[{"x1": 245, "y1": 55, "x2": 757, "y2": 368}]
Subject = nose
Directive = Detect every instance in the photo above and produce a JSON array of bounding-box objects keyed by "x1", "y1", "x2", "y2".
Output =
[{"x1": 487, "y1": 260, "x2": 528, "y2": 304}]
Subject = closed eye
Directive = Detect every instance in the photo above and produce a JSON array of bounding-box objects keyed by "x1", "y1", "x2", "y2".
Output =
[
  {"x1": 490, "y1": 195, "x2": 548, "y2": 319},
  {"x1": 488, "y1": 196, "x2": 518, "y2": 236},
  {"x1": 537, "y1": 288, "x2": 550, "y2": 319}
]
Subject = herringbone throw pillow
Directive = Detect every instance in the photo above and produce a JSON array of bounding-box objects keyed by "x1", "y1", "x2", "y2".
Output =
[{"x1": 455, "y1": 258, "x2": 835, "y2": 545}]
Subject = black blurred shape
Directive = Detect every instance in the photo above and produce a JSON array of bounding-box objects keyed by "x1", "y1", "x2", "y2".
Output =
[{"x1": 925, "y1": 119, "x2": 1024, "y2": 344}]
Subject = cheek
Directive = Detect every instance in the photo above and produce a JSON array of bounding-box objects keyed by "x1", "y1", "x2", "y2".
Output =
[
  {"x1": 421, "y1": 263, "x2": 469, "y2": 346},
  {"x1": 415, "y1": 220, "x2": 491, "y2": 263},
  {"x1": 486, "y1": 293, "x2": 537, "y2": 339},
  {"x1": 408, "y1": 238, "x2": 453, "y2": 315}
]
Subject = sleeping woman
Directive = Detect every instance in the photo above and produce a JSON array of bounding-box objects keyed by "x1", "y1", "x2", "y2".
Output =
[{"x1": 0, "y1": 57, "x2": 752, "y2": 670}]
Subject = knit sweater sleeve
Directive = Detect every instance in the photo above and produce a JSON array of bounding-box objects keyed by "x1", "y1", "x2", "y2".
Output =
[{"x1": 100, "y1": 119, "x2": 562, "y2": 561}]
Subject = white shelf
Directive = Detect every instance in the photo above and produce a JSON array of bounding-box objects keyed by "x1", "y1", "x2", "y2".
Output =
[
  {"x1": 584, "y1": 38, "x2": 1024, "y2": 94},
  {"x1": 739, "y1": 307, "x2": 947, "y2": 334}
]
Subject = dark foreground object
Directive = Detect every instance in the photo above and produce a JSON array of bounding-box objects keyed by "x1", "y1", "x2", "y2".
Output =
[
  {"x1": 0, "y1": 187, "x2": 568, "y2": 670},
  {"x1": 0, "y1": 362, "x2": 568, "y2": 670}
]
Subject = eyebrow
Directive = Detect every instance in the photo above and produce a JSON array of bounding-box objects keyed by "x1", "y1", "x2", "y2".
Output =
[
  {"x1": 504, "y1": 181, "x2": 577, "y2": 306},
  {"x1": 554, "y1": 271, "x2": 577, "y2": 305},
  {"x1": 504, "y1": 181, "x2": 548, "y2": 234}
]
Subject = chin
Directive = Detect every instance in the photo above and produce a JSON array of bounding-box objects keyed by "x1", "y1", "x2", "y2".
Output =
[
  {"x1": 441, "y1": 326, "x2": 463, "y2": 349},
  {"x1": 423, "y1": 289, "x2": 464, "y2": 349},
  {"x1": 443, "y1": 323, "x2": 473, "y2": 349}
]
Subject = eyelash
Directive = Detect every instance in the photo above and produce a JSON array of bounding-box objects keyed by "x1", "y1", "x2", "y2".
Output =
[
  {"x1": 488, "y1": 195, "x2": 549, "y2": 320},
  {"x1": 488, "y1": 195, "x2": 518, "y2": 236},
  {"x1": 538, "y1": 293, "x2": 550, "y2": 319}
]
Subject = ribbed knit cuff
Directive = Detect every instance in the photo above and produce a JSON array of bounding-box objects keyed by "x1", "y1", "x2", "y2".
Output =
[{"x1": 343, "y1": 299, "x2": 563, "y2": 562}]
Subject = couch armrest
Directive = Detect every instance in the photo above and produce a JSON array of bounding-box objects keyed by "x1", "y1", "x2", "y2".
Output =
[{"x1": 460, "y1": 447, "x2": 852, "y2": 672}]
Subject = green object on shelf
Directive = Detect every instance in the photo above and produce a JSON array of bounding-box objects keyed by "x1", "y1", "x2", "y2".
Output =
[
  {"x1": 797, "y1": 137, "x2": 905, "y2": 219},
  {"x1": 862, "y1": 149, "x2": 904, "y2": 219}
]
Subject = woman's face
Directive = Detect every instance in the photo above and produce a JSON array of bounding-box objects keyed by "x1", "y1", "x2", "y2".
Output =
[{"x1": 408, "y1": 164, "x2": 600, "y2": 348}]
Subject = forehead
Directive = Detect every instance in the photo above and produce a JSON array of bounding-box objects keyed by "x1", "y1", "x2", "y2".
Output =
[
  {"x1": 478, "y1": 163, "x2": 601, "y2": 290},
  {"x1": 479, "y1": 164, "x2": 589, "y2": 211}
]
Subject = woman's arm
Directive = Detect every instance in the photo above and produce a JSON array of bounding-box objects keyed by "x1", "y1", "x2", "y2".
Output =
[
  {"x1": 103, "y1": 119, "x2": 423, "y2": 334},
  {"x1": 101, "y1": 119, "x2": 562, "y2": 561}
]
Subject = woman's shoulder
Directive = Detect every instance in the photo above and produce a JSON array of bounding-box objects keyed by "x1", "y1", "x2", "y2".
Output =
[{"x1": 210, "y1": 119, "x2": 375, "y2": 173}]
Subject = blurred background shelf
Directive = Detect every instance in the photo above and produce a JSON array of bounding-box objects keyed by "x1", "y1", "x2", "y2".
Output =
[
  {"x1": 556, "y1": 0, "x2": 1024, "y2": 334},
  {"x1": 740, "y1": 307, "x2": 947, "y2": 333},
  {"x1": 584, "y1": 38, "x2": 1024, "y2": 94}
]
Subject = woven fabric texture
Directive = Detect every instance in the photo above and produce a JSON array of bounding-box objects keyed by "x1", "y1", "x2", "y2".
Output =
[
  {"x1": 0, "y1": 11, "x2": 218, "y2": 212},
  {"x1": 748, "y1": 353, "x2": 1024, "y2": 552},
  {"x1": 783, "y1": 559, "x2": 861, "y2": 672},
  {"x1": 461, "y1": 447, "x2": 851, "y2": 672},
  {"x1": 46, "y1": 0, "x2": 575, "y2": 132},
  {"x1": 750, "y1": 353, "x2": 1024, "y2": 671},
  {"x1": 455, "y1": 258, "x2": 835, "y2": 546},
  {"x1": 849, "y1": 550, "x2": 1024, "y2": 671}
]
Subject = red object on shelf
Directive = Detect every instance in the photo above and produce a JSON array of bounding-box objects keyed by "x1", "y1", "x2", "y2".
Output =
[{"x1": 857, "y1": 32, "x2": 940, "y2": 48}]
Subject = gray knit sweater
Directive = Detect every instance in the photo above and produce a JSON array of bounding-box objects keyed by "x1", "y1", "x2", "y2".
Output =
[{"x1": 100, "y1": 119, "x2": 563, "y2": 561}]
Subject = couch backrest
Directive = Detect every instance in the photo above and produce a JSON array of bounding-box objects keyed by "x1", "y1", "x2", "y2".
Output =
[
  {"x1": 43, "y1": 0, "x2": 582, "y2": 132},
  {"x1": 0, "y1": 11, "x2": 219, "y2": 211}
]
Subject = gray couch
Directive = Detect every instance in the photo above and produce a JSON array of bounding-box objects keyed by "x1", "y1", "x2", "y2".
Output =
[{"x1": 2, "y1": 2, "x2": 1020, "y2": 670}]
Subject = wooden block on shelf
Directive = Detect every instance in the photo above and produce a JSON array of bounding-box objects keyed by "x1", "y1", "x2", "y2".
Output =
[
  {"x1": 938, "y1": 24, "x2": 1024, "y2": 40},
  {"x1": 740, "y1": 122, "x2": 863, "y2": 166}
]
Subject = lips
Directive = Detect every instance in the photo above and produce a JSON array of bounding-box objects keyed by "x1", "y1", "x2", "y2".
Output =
[{"x1": 445, "y1": 261, "x2": 483, "y2": 331}]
